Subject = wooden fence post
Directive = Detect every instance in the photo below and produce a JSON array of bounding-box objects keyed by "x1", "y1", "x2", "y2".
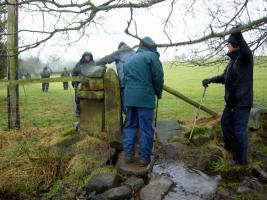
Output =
[{"x1": 7, "y1": 0, "x2": 20, "y2": 129}]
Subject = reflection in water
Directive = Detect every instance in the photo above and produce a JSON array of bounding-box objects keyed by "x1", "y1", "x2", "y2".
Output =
[{"x1": 152, "y1": 162, "x2": 221, "y2": 200}]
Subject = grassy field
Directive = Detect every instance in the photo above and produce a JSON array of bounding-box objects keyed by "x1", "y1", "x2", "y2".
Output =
[{"x1": 0, "y1": 62, "x2": 267, "y2": 130}]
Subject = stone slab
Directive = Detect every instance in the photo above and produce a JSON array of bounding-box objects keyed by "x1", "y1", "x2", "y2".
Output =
[
  {"x1": 104, "y1": 68, "x2": 122, "y2": 147},
  {"x1": 116, "y1": 152, "x2": 155, "y2": 178},
  {"x1": 156, "y1": 120, "x2": 182, "y2": 144},
  {"x1": 77, "y1": 90, "x2": 104, "y2": 99},
  {"x1": 248, "y1": 104, "x2": 267, "y2": 130},
  {"x1": 94, "y1": 185, "x2": 132, "y2": 200},
  {"x1": 140, "y1": 175, "x2": 173, "y2": 200},
  {"x1": 80, "y1": 99, "x2": 104, "y2": 134},
  {"x1": 81, "y1": 64, "x2": 106, "y2": 78},
  {"x1": 125, "y1": 176, "x2": 145, "y2": 193},
  {"x1": 85, "y1": 173, "x2": 120, "y2": 194},
  {"x1": 80, "y1": 79, "x2": 104, "y2": 91}
]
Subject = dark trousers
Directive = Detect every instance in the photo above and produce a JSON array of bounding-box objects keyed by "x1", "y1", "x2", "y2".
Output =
[
  {"x1": 123, "y1": 107, "x2": 154, "y2": 162},
  {"x1": 120, "y1": 87, "x2": 126, "y2": 114},
  {"x1": 221, "y1": 106, "x2": 251, "y2": 164},
  {"x1": 42, "y1": 83, "x2": 49, "y2": 92},
  {"x1": 63, "y1": 82, "x2": 69, "y2": 90},
  {"x1": 74, "y1": 85, "x2": 80, "y2": 117}
]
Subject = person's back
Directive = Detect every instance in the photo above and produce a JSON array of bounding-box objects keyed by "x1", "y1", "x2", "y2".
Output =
[
  {"x1": 41, "y1": 67, "x2": 51, "y2": 92},
  {"x1": 123, "y1": 36, "x2": 164, "y2": 166},
  {"x1": 41, "y1": 67, "x2": 51, "y2": 78},
  {"x1": 124, "y1": 38, "x2": 163, "y2": 109}
]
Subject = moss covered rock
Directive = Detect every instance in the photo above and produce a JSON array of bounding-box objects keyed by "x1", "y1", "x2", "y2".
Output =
[{"x1": 185, "y1": 127, "x2": 214, "y2": 146}]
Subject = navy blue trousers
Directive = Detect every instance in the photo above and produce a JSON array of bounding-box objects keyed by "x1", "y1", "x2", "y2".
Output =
[
  {"x1": 120, "y1": 87, "x2": 126, "y2": 114},
  {"x1": 221, "y1": 107, "x2": 251, "y2": 164},
  {"x1": 123, "y1": 107, "x2": 154, "y2": 162}
]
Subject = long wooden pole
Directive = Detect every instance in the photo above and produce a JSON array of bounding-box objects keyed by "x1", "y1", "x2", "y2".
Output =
[
  {"x1": 7, "y1": 0, "x2": 20, "y2": 129},
  {"x1": 163, "y1": 84, "x2": 218, "y2": 117},
  {"x1": 0, "y1": 76, "x2": 96, "y2": 86}
]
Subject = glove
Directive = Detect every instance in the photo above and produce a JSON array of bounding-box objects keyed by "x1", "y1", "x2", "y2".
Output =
[
  {"x1": 157, "y1": 94, "x2": 162, "y2": 99},
  {"x1": 202, "y1": 79, "x2": 210, "y2": 87}
]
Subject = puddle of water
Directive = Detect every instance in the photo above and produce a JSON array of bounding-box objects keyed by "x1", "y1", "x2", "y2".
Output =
[{"x1": 152, "y1": 162, "x2": 221, "y2": 200}]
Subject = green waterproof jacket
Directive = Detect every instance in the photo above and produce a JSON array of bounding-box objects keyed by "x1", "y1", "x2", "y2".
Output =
[{"x1": 123, "y1": 37, "x2": 164, "y2": 109}]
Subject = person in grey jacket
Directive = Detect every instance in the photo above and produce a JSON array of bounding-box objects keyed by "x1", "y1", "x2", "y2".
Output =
[{"x1": 96, "y1": 42, "x2": 135, "y2": 113}]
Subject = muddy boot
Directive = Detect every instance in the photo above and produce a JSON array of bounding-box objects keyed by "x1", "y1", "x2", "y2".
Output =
[{"x1": 139, "y1": 159, "x2": 150, "y2": 167}]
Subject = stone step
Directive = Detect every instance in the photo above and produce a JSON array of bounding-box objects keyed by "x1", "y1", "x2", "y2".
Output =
[
  {"x1": 85, "y1": 173, "x2": 120, "y2": 195},
  {"x1": 116, "y1": 152, "x2": 155, "y2": 177},
  {"x1": 140, "y1": 175, "x2": 174, "y2": 200}
]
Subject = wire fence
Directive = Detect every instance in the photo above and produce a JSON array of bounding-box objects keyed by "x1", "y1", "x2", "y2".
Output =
[
  {"x1": 0, "y1": 81, "x2": 77, "y2": 131},
  {"x1": 0, "y1": 66, "x2": 267, "y2": 131}
]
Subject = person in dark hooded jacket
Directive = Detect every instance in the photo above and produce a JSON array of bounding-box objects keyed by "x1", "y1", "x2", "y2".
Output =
[
  {"x1": 72, "y1": 51, "x2": 94, "y2": 117},
  {"x1": 202, "y1": 31, "x2": 253, "y2": 165},
  {"x1": 96, "y1": 42, "x2": 135, "y2": 113},
  {"x1": 123, "y1": 37, "x2": 164, "y2": 166},
  {"x1": 41, "y1": 66, "x2": 52, "y2": 92}
]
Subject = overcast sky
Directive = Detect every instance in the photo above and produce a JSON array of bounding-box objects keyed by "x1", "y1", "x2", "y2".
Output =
[{"x1": 18, "y1": 0, "x2": 266, "y2": 66}]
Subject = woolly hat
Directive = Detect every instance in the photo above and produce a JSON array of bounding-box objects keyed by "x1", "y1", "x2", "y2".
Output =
[{"x1": 227, "y1": 35, "x2": 239, "y2": 48}]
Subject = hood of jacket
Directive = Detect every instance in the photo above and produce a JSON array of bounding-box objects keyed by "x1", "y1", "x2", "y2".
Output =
[
  {"x1": 118, "y1": 42, "x2": 131, "y2": 50},
  {"x1": 137, "y1": 36, "x2": 157, "y2": 53},
  {"x1": 79, "y1": 51, "x2": 94, "y2": 64}
]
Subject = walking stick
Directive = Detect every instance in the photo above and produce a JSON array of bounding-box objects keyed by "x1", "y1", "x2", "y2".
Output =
[
  {"x1": 189, "y1": 86, "x2": 207, "y2": 140},
  {"x1": 152, "y1": 98, "x2": 159, "y2": 154},
  {"x1": 155, "y1": 98, "x2": 159, "y2": 129}
]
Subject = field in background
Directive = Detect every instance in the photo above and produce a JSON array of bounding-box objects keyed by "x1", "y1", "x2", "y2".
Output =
[
  {"x1": 0, "y1": 62, "x2": 267, "y2": 130},
  {"x1": 160, "y1": 63, "x2": 267, "y2": 121}
]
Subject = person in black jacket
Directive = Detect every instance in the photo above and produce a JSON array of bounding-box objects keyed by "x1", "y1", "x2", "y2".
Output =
[
  {"x1": 202, "y1": 31, "x2": 253, "y2": 165},
  {"x1": 72, "y1": 51, "x2": 94, "y2": 117}
]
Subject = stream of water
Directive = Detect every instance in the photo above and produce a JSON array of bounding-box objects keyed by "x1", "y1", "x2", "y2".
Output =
[{"x1": 152, "y1": 161, "x2": 221, "y2": 200}]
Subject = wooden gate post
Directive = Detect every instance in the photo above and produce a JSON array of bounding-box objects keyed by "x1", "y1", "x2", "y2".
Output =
[{"x1": 7, "y1": 0, "x2": 20, "y2": 129}]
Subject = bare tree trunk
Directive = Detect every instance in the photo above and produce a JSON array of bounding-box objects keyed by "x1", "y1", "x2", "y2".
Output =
[{"x1": 7, "y1": 0, "x2": 20, "y2": 129}]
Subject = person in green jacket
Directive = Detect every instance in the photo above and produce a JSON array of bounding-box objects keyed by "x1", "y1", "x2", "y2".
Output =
[{"x1": 123, "y1": 36, "x2": 164, "y2": 166}]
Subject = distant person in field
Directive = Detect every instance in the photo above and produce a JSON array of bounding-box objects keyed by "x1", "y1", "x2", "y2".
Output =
[
  {"x1": 96, "y1": 42, "x2": 135, "y2": 113},
  {"x1": 61, "y1": 67, "x2": 70, "y2": 90},
  {"x1": 72, "y1": 51, "x2": 94, "y2": 117},
  {"x1": 202, "y1": 31, "x2": 253, "y2": 165},
  {"x1": 41, "y1": 66, "x2": 52, "y2": 92},
  {"x1": 123, "y1": 36, "x2": 164, "y2": 166},
  {"x1": 25, "y1": 72, "x2": 31, "y2": 79}
]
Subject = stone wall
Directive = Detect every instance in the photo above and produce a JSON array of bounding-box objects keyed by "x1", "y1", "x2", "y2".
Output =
[{"x1": 78, "y1": 67, "x2": 122, "y2": 147}]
